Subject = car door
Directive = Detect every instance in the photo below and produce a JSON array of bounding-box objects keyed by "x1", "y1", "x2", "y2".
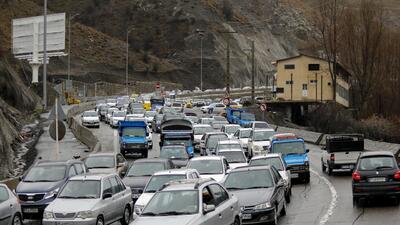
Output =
[
  {"x1": 116, "y1": 154, "x2": 128, "y2": 176},
  {"x1": 109, "y1": 176, "x2": 124, "y2": 220},
  {"x1": 208, "y1": 184, "x2": 233, "y2": 225},
  {"x1": 271, "y1": 167, "x2": 285, "y2": 211},
  {"x1": 0, "y1": 186, "x2": 12, "y2": 224},
  {"x1": 201, "y1": 186, "x2": 220, "y2": 225},
  {"x1": 101, "y1": 178, "x2": 114, "y2": 223}
]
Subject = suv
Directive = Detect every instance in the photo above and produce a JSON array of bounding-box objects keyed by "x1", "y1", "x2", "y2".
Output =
[
  {"x1": 233, "y1": 128, "x2": 252, "y2": 157},
  {"x1": 321, "y1": 134, "x2": 364, "y2": 175},
  {"x1": 132, "y1": 179, "x2": 241, "y2": 225},
  {"x1": 43, "y1": 173, "x2": 133, "y2": 225},
  {"x1": 16, "y1": 160, "x2": 87, "y2": 220},
  {"x1": 352, "y1": 151, "x2": 400, "y2": 206},
  {"x1": 248, "y1": 129, "x2": 275, "y2": 158},
  {"x1": 202, "y1": 132, "x2": 229, "y2": 155}
]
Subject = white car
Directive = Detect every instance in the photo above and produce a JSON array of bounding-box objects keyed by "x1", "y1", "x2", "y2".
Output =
[
  {"x1": 130, "y1": 108, "x2": 146, "y2": 118},
  {"x1": 220, "y1": 124, "x2": 240, "y2": 139},
  {"x1": 215, "y1": 140, "x2": 248, "y2": 169},
  {"x1": 0, "y1": 184, "x2": 22, "y2": 225},
  {"x1": 249, "y1": 153, "x2": 292, "y2": 203},
  {"x1": 208, "y1": 103, "x2": 226, "y2": 114},
  {"x1": 105, "y1": 107, "x2": 118, "y2": 124},
  {"x1": 232, "y1": 128, "x2": 252, "y2": 157},
  {"x1": 193, "y1": 124, "x2": 213, "y2": 150},
  {"x1": 110, "y1": 110, "x2": 127, "y2": 128},
  {"x1": 144, "y1": 111, "x2": 156, "y2": 124},
  {"x1": 248, "y1": 129, "x2": 276, "y2": 157},
  {"x1": 246, "y1": 121, "x2": 271, "y2": 130},
  {"x1": 106, "y1": 98, "x2": 117, "y2": 107},
  {"x1": 187, "y1": 156, "x2": 230, "y2": 182},
  {"x1": 133, "y1": 169, "x2": 200, "y2": 218},
  {"x1": 81, "y1": 110, "x2": 100, "y2": 128}
]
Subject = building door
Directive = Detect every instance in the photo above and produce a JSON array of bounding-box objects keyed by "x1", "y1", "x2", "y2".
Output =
[{"x1": 302, "y1": 84, "x2": 308, "y2": 97}]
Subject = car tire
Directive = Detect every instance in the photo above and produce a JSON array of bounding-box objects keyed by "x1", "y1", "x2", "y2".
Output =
[
  {"x1": 321, "y1": 160, "x2": 326, "y2": 172},
  {"x1": 233, "y1": 216, "x2": 241, "y2": 225},
  {"x1": 304, "y1": 175, "x2": 310, "y2": 184},
  {"x1": 327, "y1": 165, "x2": 333, "y2": 176},
  {"x1": 12, "y1": 213, "x2": 22, "y2": 225},
  {"x1": 96, "y1": 216, "x2": 104, "y2": 225},
  {"x1": 285, "y1": 190, "x2": 291, "y2": 203},
  {"x1": 280, "y1": 201, "x2": 287, "y2": 216},
  {"x1": 271, "y1": 207, "x2": 278, "y2": 225},
  {"x1": 120, "y1": 205, "x2": 131, "y2": 225}
]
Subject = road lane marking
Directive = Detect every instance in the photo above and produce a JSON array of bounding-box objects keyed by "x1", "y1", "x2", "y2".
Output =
[
  {"x1": 113, "y1": 129, "x2": 118, "y2": 153},
  {"x1": 310, "y1": 168, "x2": 338, "y2": 225}
]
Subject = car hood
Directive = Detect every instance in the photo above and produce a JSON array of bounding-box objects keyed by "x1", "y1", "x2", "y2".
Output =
[
  {"x1": 88, "y1": 168, "x2": 117, "y2": 174},
  {"x1": 253, "y1": 141, "x2": 270, "y2": 147},
  {"x1": 17, "y1": 180, "x2": 64, "y2": 193},
  {"x1": 123, "y1": 176, "x2": 151, "y2": 189},
  {"x1": 230, "y1": 188, "x2": 274, "y2": 207},
  {"x1": 229, "y1": 163, "x2": 248, "y2": 169},
  {"x1": 134, "y1": 214, "x2": 198, "y2": 225},
  {"x1": 112, "y1": 116, "x2": 125, "y2": 120},
  {"x1": 200, "y1": 174, "x2": 225, "y2": 183},
  {"x1": 83, "y1": 117, "x2": 99, "y2": 121},
  {"x1": 284, "y1": 154, "x2": 308, "y2": 165},
  {"x1": 171, "y1": 159, "x2": 189, "y2": 168},
  {"x1": 239, "y1": 138, "x2": 249, "y2": 145},
  {"x1": 194, "y1": 135, "x2": 203, "y2": 142},
  {"x1": 46, "y1": 198, "x2": 99, "y2": 213},
  {"x1": 135, "y1": 193, "x2": 155, "y2": 207}
]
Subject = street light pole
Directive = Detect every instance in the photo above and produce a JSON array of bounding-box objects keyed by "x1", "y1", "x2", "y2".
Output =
[
  {"x1": 43, "y1": 0, "x2": 47, "y2": 109},
  {"x1": 68, "y1": 13, "x2": 79, "y2": 90},
  {"x1": 196, "y1": 29, "x2": 205, "y2": 91},
  {"x1": 126, "y1": 27, "x2": 135, "y2": 96}
]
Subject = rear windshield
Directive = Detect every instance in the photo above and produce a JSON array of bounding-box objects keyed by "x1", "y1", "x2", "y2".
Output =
[
  {"x1": 358, "y1": 156, "x2": 396, "y2": 171},
  {"x1": 326, "y1": 137, "x2": 364, "y2": 152}
]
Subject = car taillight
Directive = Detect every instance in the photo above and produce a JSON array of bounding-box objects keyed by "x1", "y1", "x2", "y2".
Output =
[
  {"x1": 330, "y1": 154, "x2": 335, "y2": 161},
  {"x1": 394, "y1": 171, "x2": 400, "y2": 180},
  {"x1": 352, "y1": 172, "x2": 361, "y2": 182}
]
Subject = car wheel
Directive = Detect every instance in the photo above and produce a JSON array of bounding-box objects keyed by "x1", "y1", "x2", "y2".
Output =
[
  {"x1": 327, "y1": 165, "x2": 333, "y2": 176},
  {"x1": 96, "y1": 216, "x2": 104, "y2": 225},
  {"x1": 285, "y1": 190, "x2": 291, "y2": 203},
  {"x1": 120, "y1": 205, "x2": 131, "y2": 225},
  {"x1": 12, "y1": 213, "x2": 22, "y2": 225},
  {"x1": 271, "y1": 207, "x2": 278, "y2": 225},
  {"x1": 233, "y1": 216, "x2": 241, "y2": 225},
  {"x1": 304, "y1": 175, "x2": 310, "y2": 184},
  {"x1": 280, "y1": 201, "x2": 287, "y2": 216},
  {"x1": 321, "y1": 160, "x2": 326, "y2": 172}
]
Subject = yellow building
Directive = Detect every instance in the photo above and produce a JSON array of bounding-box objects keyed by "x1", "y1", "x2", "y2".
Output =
[{"x1": 273, "y1": 54, "x2": 350, "y2": 107}]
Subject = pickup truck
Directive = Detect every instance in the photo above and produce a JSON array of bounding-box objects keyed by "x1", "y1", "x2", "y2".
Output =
[
  {"x1": 270, "y1": 134, "x2": 310, "y2": 183},
  {"x1": 119, "y1": 121, "x2": 149, "y2": 158},
  {"x1": 321, "y1": 134, "x2": 364, "y2": 175},
  {"x1": 226, "y1": 107, "x2": 244, "y2": 124}
]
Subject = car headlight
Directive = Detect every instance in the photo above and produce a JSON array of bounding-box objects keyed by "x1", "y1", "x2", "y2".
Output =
[
  {"x1": 76, "y1": 210, "x2": 95, "y2": 219},
  {"x1": 44, "y1": 188, "x2": 59, "y2": 199},
  {"x1": 254, "y1": 202, "x2": 272, "y2": 210},
  {"x1": 134, "y1": 205, "x2": 144, "y2": 215},
  {"x1": 305, "y1": 161, "x2": 309, "y2": 166},
  {"x1": 43, "y1": 211, "x2": 54, "y2": 219},
  {"x1": 254, "y1": 145, "x2": 263, "y2": 152}
]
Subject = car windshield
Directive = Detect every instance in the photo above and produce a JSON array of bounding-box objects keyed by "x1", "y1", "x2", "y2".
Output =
[
  {"x1": 107, "y1": 99, "x2": 117, "y2": 104},
  {"x1": 0, "y1": 187, "x2": 9, "y2": 203},
  {"x1": 145, "y1": 112, "x2": 156, "y2": 117},
  {"x1": 250, "y1": 157, "x2": 284, "y2": 170},
  {"x1": 145, "y1": 175, "x2": 186, "y2": 193},
  {"x1": 172, "y1": 103, "x2": 182, "y2": 107},
  {"x1": 225, "y1": 126, "x2": 239, "y2": 134},
  {"x1": 142, "y1": 190, "x2": 198, "y2": 216},
  {"x1": 84, "y1": 112, "x2": 98, "y2": 117},
  {"x1": 224, "y1": 169, "x2": 274, "y2": 190},
  {"x1": 213, "y1": 116, "x2": 226, "y2": 121},
  {"x1": 113, "y1": 111, "x2": 126, "y2": 117},
  {"x1": 218, "y1": 151, "x2": 246, "y2": 163},
  {"x1": 122, "y1": 127, "x2": 145, "y2": 137},
  {"x1": 212, "y1": 122, "x2": 226, "y2": 129},
  {"x1": 241, "y1": 113, "x2": 255, "y2": 121},
  {"x1": 58, "y1": 180, "x2": 100, "y2": 199},
  {"x1": 107, "y1": 109, "x2": 117, "y2": 114},
  {"x1": 201, "y1": 118, "x2": 214, "y2": 124},
  {"x1": 254, "y1": 123, "x2": 269, "y2": 129},
  {"x1": 233, "y1": 111, "x2": 241, "y2": 117},
  {"x1": 188, "y1": 160, "x2": 223, "y2": 174},
  {"x1": 272, "y1": 142, "x2": 305, "y2": 155},
  {"x1": 358, "y1": 156, "x2": 396, "y2": 171},
  {"x1": 127, "y1": 162, "x2": 166, "y2": 176},
  {"x1": 164, "y1": 139, "x2": 191, "y2": 146},
  {"x1": 85, "y1": 156, "x2": 115, "y2": 169},
  {"x1": 24, "y1": 165, "x2": 66, "y2": 182},
  {"x1": 160, "y1": 147, "x2": 188, "y2": 159},
  {"x1": 132, "y1": 109, "x2": 145, "y2": 114},
  {"x1": 253, "y1": 131, "x2": 275, "y2": 141},
  {"x1": 206, "y1": 135, "x2": 228, "y2": 149},
  {"x1": 194, "y1": 126, "x2": 213, "y2": 135},
  {"x1": 218, "y1": 143, "x2": 241, "y2": 150},
  {"x1": 240, "y1": 130, "x2": 251, "y2": 138}
]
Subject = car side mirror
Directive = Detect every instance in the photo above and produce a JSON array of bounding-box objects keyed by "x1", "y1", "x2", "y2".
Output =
[
  {"x1": 19, "y1": 176, "x2": 23, "y2": 181},
  {"x1": 277, "y1": 180, "x2": 285, "y2": 188},
  {"x1": 117, "y1": 162, "x2": 125, "y2": 168},
  {"x1": 203, "y1": 204, "x2": 216, "y2": 214},
  {"x1": 102, "y1": 193, "x2": 112, "y2": 199},
  {"x1": 248, "y1": 138, "x2": 252, "y2": 142},
  {"x1": 306, "y1": 149, "x2": 310, "y2": 153},
  {"x1": 226, "y1": 169, "x2": 231, "y2": 174}
]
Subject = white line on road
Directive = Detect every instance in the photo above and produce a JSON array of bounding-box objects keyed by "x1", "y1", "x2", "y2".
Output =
[
  {"x1": 310, "y1": 168, "x2": 338, "y2": 225},
  {"x1": 113, "y1": 129, "x2": 118, "y2": 153}
]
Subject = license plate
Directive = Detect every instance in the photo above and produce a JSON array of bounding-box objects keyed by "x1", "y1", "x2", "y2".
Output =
[
  {"x1": 242, "y1": 214, "x2": 252, "y2": 220},
  {"x1": 368, "y1": 177, "x2": 386, "y2": 182},
  {"x1": 341, "y1": 165, "x2": 353, "y2": 169},
  {"x1": 133, "y1": 194, "x2": 141, "y2": 199},
  {"x1": 291, "y1": 173, "x2": 299, "y2": 178},
  {"x1": 23, "y1": 208, "x2": 39, "y2": 213},
  {"x1": 55, "y1": 222, "x2": 70, "y2": 225}
]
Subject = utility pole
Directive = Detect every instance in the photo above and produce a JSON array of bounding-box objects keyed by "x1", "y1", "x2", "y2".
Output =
[
  {"x1": 126, "y1": 27, "x2": 135, "y2": 96},
  {"x1": 315, "y1": 73, "x2": 318, "y2": 102},
  {"x1": 43, "y1": 0, "x2": 47, "y2": 109},
  {"x1": 290, "y1": 73, "x2": 293, "y2": 101},
  {"x1": 251, "y1": 40, "x2": 255, "y2": 105},
  {"x1": 196, "y1": 29, "x2": 205, "y2": 91},
  {"x1": 219, "y1": 30, "x2": 237, "y2": 98},
  {"x1": 68, "y1": 13, "x2": 79, "y2": 91}
]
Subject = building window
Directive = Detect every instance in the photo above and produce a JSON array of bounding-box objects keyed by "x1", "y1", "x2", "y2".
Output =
[
  {"x1": 284, "y1": 64, "x2": 295, "y2": 69},
  {"x1": 310, "y1": 80, "x2": 317, "y2": 84},
  {"x1": 337, "y1": 84, "x2": 349, "y2": 101},
  {"x1": 308, "y1": 64, "x2": 320, "y2": 71},
  {"x1": 286, "y1": 80, "x2": 293, "y2": 85},
  {"x1": 302, "y1": 84, "x2": 308, "y2": 90},
  {"x1": 276, "y1": 87, "x2": 284, "y2": 93}
]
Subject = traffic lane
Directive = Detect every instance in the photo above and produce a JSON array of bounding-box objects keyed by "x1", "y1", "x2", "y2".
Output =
[{"x1": 307, "y1": 144, "x2": 400, "y2": 225}]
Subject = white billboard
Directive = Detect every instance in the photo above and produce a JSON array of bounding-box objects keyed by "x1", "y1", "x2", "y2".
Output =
[{"x1": 12, "y1": 13, "x2": 65, "y2": 55}]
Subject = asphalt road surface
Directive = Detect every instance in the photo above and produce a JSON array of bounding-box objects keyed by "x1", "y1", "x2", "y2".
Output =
[{"x1": 25, "y1": 108, "x2": 400, "y2": 225}]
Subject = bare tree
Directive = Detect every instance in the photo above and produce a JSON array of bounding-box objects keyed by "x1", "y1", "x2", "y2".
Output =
[
  {"x1": 314, "y1": 0, "x2": 344, "y2": 101},
  {"x1": 339, "y1": 0, "x2": 384, "y2": 116}
]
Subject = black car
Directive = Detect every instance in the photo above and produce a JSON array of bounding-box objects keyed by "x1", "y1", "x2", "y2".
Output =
[
  {"x1": 160, "y1": 145, "x2": 191, "y2": 168},
  {"x1": 223, "y1": 165, "x2": 286, "y2": 225},
  {"x1": 16, "y1": 160, "x2": 87, "y2": 220},
  {"x1": 352, "y1": 151, "x2": 400, "y2": 206},
  {"x1": 122, "y1": 158, "x2": 174, "y2": 202}
]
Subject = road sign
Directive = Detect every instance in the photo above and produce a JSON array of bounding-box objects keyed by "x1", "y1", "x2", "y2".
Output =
[
  {"x1": 49, "y1": 120, "x2": 66, "y2": 141},
  {"x1": 48, "y1": 100, "x2": 67, "y2": 120},
  {"x1": 260, "y1": 103, "x2": 267, "y2": 112},
  {"x1": 223, "y1": 98, "x2": 230, "y2": 105},
  {"x1": 155, "y1": 82, "x2": 160, "y2": 89}
]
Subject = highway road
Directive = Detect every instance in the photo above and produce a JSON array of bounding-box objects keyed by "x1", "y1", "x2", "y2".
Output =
[{"x1": 25, "y1": 109, "x2": 400, "y2": 225}]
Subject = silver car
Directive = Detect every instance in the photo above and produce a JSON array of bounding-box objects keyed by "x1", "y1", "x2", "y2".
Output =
[
  {"x1": 43, "y1": 173, "x2": 133, "y2": 225},
  {"x1": 81, "y1": 110, "x2": 100, "y2": 128},
  {"x1": 0, "y1": 184, "x2": 22, "y2": 225},
  {"x1": 130, "y1": 178, "x2": 241, "y2": 225}
]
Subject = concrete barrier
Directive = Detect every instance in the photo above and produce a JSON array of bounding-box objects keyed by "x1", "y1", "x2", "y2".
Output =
[{"x1": 274, "y1": 126, "x2": 323, "y2": 144}]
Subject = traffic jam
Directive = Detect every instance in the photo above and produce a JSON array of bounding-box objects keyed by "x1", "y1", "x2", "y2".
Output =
[{"x1": 5, "y1": 95, "x2": 400, "y2": 225}]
